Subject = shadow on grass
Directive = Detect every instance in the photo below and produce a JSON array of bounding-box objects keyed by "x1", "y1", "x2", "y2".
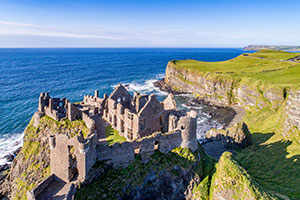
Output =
[{"x1": 235, "y1": 132, "x2": 300, "y2": 199}]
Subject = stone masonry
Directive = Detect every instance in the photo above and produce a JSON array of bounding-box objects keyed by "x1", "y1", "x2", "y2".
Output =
[{"x1": 28, "y1": 84, "x2": 198, "y2": 199}]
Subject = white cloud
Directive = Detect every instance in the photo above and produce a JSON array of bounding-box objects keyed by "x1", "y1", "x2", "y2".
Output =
[{"x1": 0, "y1": 20, "x2": 124, "y2": 40}]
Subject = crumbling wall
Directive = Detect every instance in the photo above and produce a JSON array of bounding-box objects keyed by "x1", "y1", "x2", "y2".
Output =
[
  {"x1": 49, "y1": 132, "x2": 97, "y2": 183},
  {"x1": 138, "y1": 94, "x2": 164, "y2": 138},
  {"x1": 97, "y1": 109, "x2": 198, "y2": 166},
  {"x1": 96, "y1": 130, "x2": 183, "y2": 166},
  {"x1": 67, "y1": 103, "x2": 81, "y2": 121},
  {"x1": 26, "y1": 174, "x2": 55, "y2": 200},
  {"x1": 39, "y1": 92, "x2": 68, "y2": 121},
  {"x1": 83, "y1": 95, "x2": 103, "y2": 107},
  {"x1": 82, "y1": 112, "x2": 95, "y2": 133}
]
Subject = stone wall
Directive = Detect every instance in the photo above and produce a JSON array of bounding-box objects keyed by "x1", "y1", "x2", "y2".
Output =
[
  {"x1": 97, "y1": 130, "x2": 182, "y2": 166},
  {"x1": 49, "y1": 132, "x2": 97, "y2": 183},
  {"x1": 26, "y1": 174, "x2": 55, "y2": 200},
  {"x1": 97, "y1": 110, "x2": 198, "y2": 166},
  {"x1": 82, "y1": 112, "x2": 96, "y2": 133},
  {"x1": 284, "y1": 89, "x2": 300, "y2": 143},
  {"x1": 83, "y1": 95, "x2": 104, "y2": 108},
  {"x1": 38, "y1": 92, "x2": 68, "y2": 121}
]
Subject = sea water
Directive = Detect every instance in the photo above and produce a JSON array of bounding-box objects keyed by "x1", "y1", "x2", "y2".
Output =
[{"x1": 0, "y1": 48, "x2": 248, "y2": 165}]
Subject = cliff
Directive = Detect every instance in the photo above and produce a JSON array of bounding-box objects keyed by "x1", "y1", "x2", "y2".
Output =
[
  {"x1": 165, "y1": 50, "x2": 300, "y2": 143},
  {"x1": 210, "y1": 152, "x2": 278, "y2": 200},
  {"x1": 0, "y1": 116, "x2": 88, "y2": 199},
  {"x1": 163, "y1": 49, "x2": 300, "y2": 199},
  {"x1": 1, "y1": 115, "x2": 278, "y2": 200},
  {"x1": 76, "y1": 146, "x2": 278, "y2": 200}
]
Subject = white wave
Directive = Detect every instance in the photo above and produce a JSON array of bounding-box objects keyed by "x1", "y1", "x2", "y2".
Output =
[
  {"x1": 0, "y1": 132, "x2": 24, "y2": 166},
  {"x1": 112, "y1": 74, "x2": 167, "y2": 97}
]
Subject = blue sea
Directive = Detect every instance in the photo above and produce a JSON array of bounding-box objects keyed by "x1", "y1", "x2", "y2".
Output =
[{"x1": 0, "y1": 48, "x2": 248, "y2": 165}]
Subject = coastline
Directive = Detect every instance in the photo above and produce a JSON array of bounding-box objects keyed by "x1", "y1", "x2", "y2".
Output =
[{"x1": 153, "y1": 78, "x2": 246, "y2": 158}]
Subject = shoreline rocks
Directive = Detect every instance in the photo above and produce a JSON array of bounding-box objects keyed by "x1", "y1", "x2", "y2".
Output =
[
  {"x1": 153, "y1": 78, "x2": 183, "y2": 94},
  {"x1": 205, "y1": 122, "x2": 252, "y2": 149}
]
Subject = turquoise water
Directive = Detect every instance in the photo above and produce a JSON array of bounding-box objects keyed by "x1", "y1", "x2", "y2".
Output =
[{"x1": 0, "y1": 48, "x2": 248, "y2": 164}]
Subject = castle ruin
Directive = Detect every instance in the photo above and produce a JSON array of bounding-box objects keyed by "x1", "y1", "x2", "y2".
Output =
[{"x1": 28, "y1": 85, "x2": 198, "y2": 200}]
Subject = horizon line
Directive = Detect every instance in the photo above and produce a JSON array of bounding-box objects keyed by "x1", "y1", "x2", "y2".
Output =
[{"x1": 0, "y1": 46, "x2": 245, "y2": 49}]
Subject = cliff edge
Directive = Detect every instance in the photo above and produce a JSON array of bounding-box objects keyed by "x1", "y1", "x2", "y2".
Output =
[{"x1": 163, "y1": 49, "x2": 300, "y2": 199}]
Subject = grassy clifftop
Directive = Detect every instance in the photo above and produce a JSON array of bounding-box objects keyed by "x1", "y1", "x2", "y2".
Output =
[
  {"x1": 169, "y1": 50, "x2": 300, "y2": 86},
  {"x1": 165, "y1": 49, "x2": 300, "y2": 199}
]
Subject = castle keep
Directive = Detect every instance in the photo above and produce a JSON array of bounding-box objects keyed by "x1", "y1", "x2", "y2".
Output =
[{"x1": 28, "y1": 85, "x2": 198, "y2": 200}]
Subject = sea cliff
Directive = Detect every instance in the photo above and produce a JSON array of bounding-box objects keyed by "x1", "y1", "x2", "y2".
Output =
[
  {"x1": 159, "y1": 50, "x2": 300, "y2": 198},
  {"x1": 164, "y1": 50, "x2": 300, "y2": 143}
]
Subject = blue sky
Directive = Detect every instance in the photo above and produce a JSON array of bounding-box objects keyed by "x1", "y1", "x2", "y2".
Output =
[{"x1": 0, "y1": 0, "x2": 299, "y2": 47}]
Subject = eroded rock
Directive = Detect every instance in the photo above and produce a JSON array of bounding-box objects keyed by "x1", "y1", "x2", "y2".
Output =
[{"x1": 206, "y1": 122, "x2": 251, "y2": 149}]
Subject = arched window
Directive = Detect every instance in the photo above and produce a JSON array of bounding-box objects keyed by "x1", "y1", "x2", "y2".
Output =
[
  {"x1": 154, "y1": 141, "x2": 160, "y2": 150},
  {"x1": 134, "y1": 145, "x2": 141, "y2": 154}
]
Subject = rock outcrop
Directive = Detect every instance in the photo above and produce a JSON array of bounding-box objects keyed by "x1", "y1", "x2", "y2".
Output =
[{"x1": 206, "y1": 122, "x2": 252, "y2": 149}]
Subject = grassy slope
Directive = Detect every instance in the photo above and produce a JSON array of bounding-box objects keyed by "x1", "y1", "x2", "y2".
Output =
[
  {"x1": 170, "y1": 50, "x2": 300, "y2": 199},
  {"x1": 75, "y1": 147, "x2": 212, "y2": 200},
  {"x1": 11, "y1": 116, "x2": 89, "y2": 199},
  {"x1": 247, "y1": 49, "x2": 299, "y2": 60},
  {"x1": 236, "y1": 105, "x2": 300, "y2": 199},
  {"x1": 75, "y1": 145, "x2": 277, "y2": 200},
  {"x1": 210, "y1": 152, "x2": 278, "y2": 200},
  {"x1": 171, "y1": 50, "x2": 300, "y2": 86}
]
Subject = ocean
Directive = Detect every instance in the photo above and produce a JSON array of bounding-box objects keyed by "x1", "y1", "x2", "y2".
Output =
[{"x1": 0, "y1": 48, "x2": 248, "y2": 165}]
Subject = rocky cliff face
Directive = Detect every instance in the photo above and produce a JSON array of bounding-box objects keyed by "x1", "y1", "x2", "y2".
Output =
[
  {"x1": 0, "y1": 117, "x2": 51, "y2": 199},
  {"x1": 165, "y1": 61, "x2": 300, "y2": 143},
  {"x1": 165, "y1": 63, "x2": 234, "y2": 106}
]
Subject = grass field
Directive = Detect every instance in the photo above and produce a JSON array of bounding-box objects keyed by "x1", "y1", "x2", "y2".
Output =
[
  {"x1": 171, "y1": 50, "x2": 300, "y2": 86},
  {"x1": 170, "y1": 49, "x2": 300, "y2": 199},
  {"x1": 235, "y1": 107, "x2": 300, "y2": 199}
]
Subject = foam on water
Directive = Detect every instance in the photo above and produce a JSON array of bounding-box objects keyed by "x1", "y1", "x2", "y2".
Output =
[
  {"x1": 0, "y1": 132, "x2": 23, "y2": 166},
  {"x1": 113, "y1": 73, "x2": 168, "y2": 98},
  {"x1": 123, "y1": 76, "x2": 224, "y2": 140}
]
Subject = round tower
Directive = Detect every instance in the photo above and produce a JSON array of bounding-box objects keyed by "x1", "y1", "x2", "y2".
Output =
[{"x1": 179, "y1": 110, "x2": 198, "y2": 151}]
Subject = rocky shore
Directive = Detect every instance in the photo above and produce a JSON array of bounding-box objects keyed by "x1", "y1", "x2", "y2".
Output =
[{"x1": 0, "y1": 147, "x2": 21, "y2": 199}]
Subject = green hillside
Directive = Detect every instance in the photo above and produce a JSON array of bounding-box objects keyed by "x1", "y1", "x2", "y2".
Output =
[{"x1": 170, "y1": 50, "x2": 300, "y2": 86}]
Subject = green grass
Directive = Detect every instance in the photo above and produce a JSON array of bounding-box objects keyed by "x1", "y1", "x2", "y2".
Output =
[
  {"x1": 247, "y1": 49, "x2": 300, "y2": 60},
  {"x1": 75, "y1": 147, "x2": 208, "y2": 200},
  {"x1": 167, "y1": 49, "x2": 300, "y2": 199},
  {"x1": 235, "y1": 103, "x2": 300, "y2": 199},
  {"x1": 105, "y1": 126, "x2": 126, "y2": 146},
  {"x1": 169, "y1": 50, "x2": 300, "y2": 86},
  {"x1": 41, "y1": 116, "x2": 89, "y2": 138},
  {"x1": 210, "y1": 152, "x2": 278, "y2": 200}
]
